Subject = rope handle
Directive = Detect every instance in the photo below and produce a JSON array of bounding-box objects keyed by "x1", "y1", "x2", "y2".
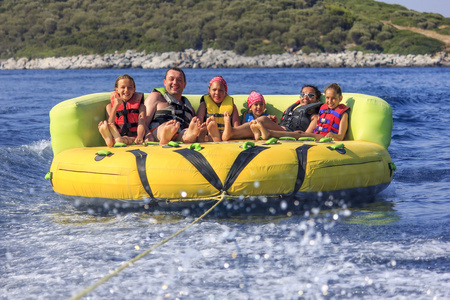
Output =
[
  {"x1": 279, "y1": 137, "x2": 296, "y2": 141},
  {"x1": 113, "y1": 142, "x2": 127, "y2": 147},
  {"x1": 264, "y1": 137, "x2": 278, "y2": 145},
  {"x1": 167, "y1": 141, "x2": 181, "y2": 147},
  {"x1": 242, "y1": 141, "x2": 255, "y2": 150},
  {"x1": 96, "y1": 150, "x2": 112, "y2": 156},
  {"x1": 298, "y1": 137, "x2": 316, "y2": 142},
  {"x1": 189, "y1": 143, "x2": 203, "y2": 151},
  {"x1": 318, "y1": 137, "x2": 334, "y2": 143}
]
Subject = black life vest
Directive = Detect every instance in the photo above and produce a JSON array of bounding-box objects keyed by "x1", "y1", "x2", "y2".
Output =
[
  {"x1": 279, "y1": 101, "x2": 322, "y2": 132},
  {"x1": 149, "y1": 88, "x2": 195, "y2": 130}
]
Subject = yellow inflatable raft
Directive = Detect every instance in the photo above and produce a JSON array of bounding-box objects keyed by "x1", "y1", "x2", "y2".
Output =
[{"x1": 47, "y1": 93, "x2": 395, "y2": 208}]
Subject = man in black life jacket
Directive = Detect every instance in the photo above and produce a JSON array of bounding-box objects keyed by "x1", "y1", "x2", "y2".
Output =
[{"x1": 144, "y1": 67, "x2": 202, "y2": 145}]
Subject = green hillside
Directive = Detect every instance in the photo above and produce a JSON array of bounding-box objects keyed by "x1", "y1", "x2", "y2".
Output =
[{"x1": 1, "y1": 0, "x2": 449, "y2": 59}]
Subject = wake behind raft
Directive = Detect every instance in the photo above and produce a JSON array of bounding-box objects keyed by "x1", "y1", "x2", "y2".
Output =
[{"x1": 46, "y1": 93, "x2": 396, "y2": 209}]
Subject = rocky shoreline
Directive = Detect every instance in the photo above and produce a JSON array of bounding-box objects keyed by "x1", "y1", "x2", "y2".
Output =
[{"x1": 1, "y1": 48, "x2": 449, "y2": 70}]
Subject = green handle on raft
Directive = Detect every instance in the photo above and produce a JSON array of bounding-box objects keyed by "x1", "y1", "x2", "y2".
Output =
[
  {"x1": 167, "y1": 141, "x2": 181, "y2": 147},
  {"x1": 96, "y1": 150, "x2": 111, "y2": 156},
  {"x1": 264, "y1": 137, "x2": 278, "y2": 145},
  {"x1": 318, "y1": 137, "x2": 334, "y2": 143},
  {"x1": 279, "y1": 137, "x2": 296, "y2": 141},
  {"x1": 389, "y1": 162, "x2": 397, "y2": 171},
  {"x1": 329, "y1": 143, "x2": 345, "y2": 150},
  {"x1": 242, "y1": 141, "x2": 255, "y2": 150},
  {"x1": 189, "y1": 143, "x2": 202, "y2": 151},
  {"x1": 298, "y1": 137, "x2": 316, "y2": 142},
  {"x1": 113, "y1": 142, "x2": 127, "y2": 147},
  {"x1": 44, "y1": 172, "x2": 52, "y2": 180},
  {"x1": 143, "y1": 141, "x2": 160, "y2": 146}
]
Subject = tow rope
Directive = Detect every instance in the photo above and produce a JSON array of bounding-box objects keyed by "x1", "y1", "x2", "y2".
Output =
[{"x1": 70, "y1": 192, "x2": 227, "y2": 300}]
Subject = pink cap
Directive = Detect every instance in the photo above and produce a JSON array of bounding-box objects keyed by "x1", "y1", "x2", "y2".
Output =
[
  {"x1": 209, "y1": 76, "x2": 227, "y2": 92},
  {"x1": 247, "y1": 91, "x2": 265, "y2": 108}
]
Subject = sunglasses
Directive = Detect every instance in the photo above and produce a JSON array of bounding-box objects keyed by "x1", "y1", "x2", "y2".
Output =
[{"x1": 300, "y1": 92, "x2": 315, "y2": 98}]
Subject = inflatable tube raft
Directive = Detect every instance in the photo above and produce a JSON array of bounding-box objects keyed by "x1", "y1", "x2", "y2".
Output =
[{"x1": 48, "y1": 93, "x2": 395, "y2": 208}]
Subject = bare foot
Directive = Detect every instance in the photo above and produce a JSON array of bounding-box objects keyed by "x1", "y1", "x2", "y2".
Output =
[
  {"x1": 249, "y1": 120, "x2": 261, "y2": 141},
  {"x1": 159, "y1": 120, "x2": 180, "y2": 145},
  {"x1": 182, "y1": 117, "x2": 201, "y2": 143},
  {"x1": 206, "y1": 116, "x2": 221, "y2": 142},
  {"x1": 222, "y1": 111, "x2": 232, "y2": 141},
  {"x1": 254, "y1": 121, "x2": 271, "y2": 140},
  {"x1": 197, "y1": 122, "x2": 208, "y2": 143},
  {"x1": 98, "y1": 121, "x2": 115, "y2": 147},
  {"x1": 107, "y1": 122, "x2": 124, "y2": 144}
]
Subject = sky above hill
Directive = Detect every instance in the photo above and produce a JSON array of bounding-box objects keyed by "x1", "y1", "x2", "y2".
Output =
[{"x1": 376, "y1": 0, "x2": 450, "y2": 17}]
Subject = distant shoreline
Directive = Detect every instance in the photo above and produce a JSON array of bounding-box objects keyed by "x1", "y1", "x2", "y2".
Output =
[{"x1": 1, "y1": 49, "x2": 449, "y2": 70}]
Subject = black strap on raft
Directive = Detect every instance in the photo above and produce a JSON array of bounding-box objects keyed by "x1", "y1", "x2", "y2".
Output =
[
  {"x1": 127, "y1": 149, "x2": 154, "y2": 199},
  {"x1": 292, "y1": 144, "x2": 315, "y2": 195},
  {"x1": 174, "y1": 148, "x2": 224, "y2": 191},
  {"x1": 223, "y1": 146, "x2": 268, "y2": 191},
  {"x1": 175, "y1": 146, "x2": 268, "y2": 193}
]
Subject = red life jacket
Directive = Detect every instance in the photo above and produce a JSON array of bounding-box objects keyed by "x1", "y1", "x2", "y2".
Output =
[
  {"x1": 313, "y1": 103, "x2": 349, "y2": 136},
  {"x1": 112, "y1": 92, "x2": 143, "y2": 137}
]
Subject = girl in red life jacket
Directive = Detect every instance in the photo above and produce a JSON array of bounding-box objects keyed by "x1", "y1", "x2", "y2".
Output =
[
  {"x1": 98, "y1": 74, "x2": 146, "y2": 147},
  {"x1": 312, "y1": 83, "x2": 349, "y2": 141}
]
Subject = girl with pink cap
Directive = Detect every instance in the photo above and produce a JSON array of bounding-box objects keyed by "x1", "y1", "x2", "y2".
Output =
[
  {"x1": 241, "y1": 91, "x2": 278, "y2": 123},
  {"x1": 196, "y1": 76, "x2": 240, "y2": 141}
]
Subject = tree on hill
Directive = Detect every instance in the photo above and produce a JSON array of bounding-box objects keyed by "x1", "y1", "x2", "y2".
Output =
[{"x1": 0, "y1": 0, "x2": 448, "y2": 59}]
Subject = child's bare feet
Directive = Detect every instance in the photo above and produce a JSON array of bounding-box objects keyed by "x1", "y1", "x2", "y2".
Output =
[
  {"x1": 206, "y1": 116, "x2": 221, "y2": 142},
  {"x1": 98, "y1": 121, "x2": 115, "y2": 147},
  {"x1": 108, "y1": 122, "x2": 124, "y2": 144},
  {"x1": 249, "y1": 120, "x2": 261, "y2": 141},
  {"x1": 182, "y1": 117, "x2": 201, "y2": 143},
  {"x1": 159, "y1": 120, "x2": 180, "y2": 145},
  {"x1": 222, "y1": 111, "x2": 232, "y2": 141},
  {"x1": 254, "y1": 121, "x2": 271, "y2": 140}
]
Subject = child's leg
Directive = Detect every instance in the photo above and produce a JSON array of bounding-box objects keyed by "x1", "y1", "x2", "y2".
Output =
[
  {"x1": 121, "y1": 136, "x2": 137, "y2": 145},
  {"x1": 257, "y1": 116, "x2": 286, "y2": 131},
  {"x1": 107, "y1": 122, "x2": 125, "y2": 144},
  {"x1": 222, "y1": 112, "x2": 253, "y2": 141},
  {"x1": 98, "y1": 121, "x2": 115, "y2": 147}
]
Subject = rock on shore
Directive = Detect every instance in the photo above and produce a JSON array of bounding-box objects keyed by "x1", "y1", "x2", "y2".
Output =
[{"x1": 1, "y1": 48, "x2": 449, "y2": 70}]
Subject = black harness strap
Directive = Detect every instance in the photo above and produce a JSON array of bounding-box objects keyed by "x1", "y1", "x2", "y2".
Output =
[
  {"x1": 174, "y1": 148, "x2": 223, "y2": 191},
  {"x1": 293, "y1": 144, "x2": 315, "y2": 194},
  {"x1": 127, "y1": 149, "x2": 154, "y2": 199},
  {"x1": 223, "y1": 146, "x2": 268, "y2": 191}
]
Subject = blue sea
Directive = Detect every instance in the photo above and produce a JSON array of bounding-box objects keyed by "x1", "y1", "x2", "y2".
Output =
[{"x1": 1, "y1": 67, "x2": 449, "y2": 299}]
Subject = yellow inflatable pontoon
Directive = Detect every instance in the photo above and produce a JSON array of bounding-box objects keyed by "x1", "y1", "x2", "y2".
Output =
[{"x1": 47, "y1": 93, "x2": 395, "y2": 208}]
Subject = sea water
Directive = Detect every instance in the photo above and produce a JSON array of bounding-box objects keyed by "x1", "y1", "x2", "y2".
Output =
[{"x1": 0, "y1": 67, "x2": 449, "y2": 299}]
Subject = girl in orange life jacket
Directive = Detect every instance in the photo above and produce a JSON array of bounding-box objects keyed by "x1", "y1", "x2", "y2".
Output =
[
  {"x1": 241, "y1": 91, "x2": 278, "y2": 124},
  {"x1": 98, "y1": 74, "x2": 146, "y2": 147},
  {"x1": 196, "y1": 76, "x2": 240, "y2": 142}
]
